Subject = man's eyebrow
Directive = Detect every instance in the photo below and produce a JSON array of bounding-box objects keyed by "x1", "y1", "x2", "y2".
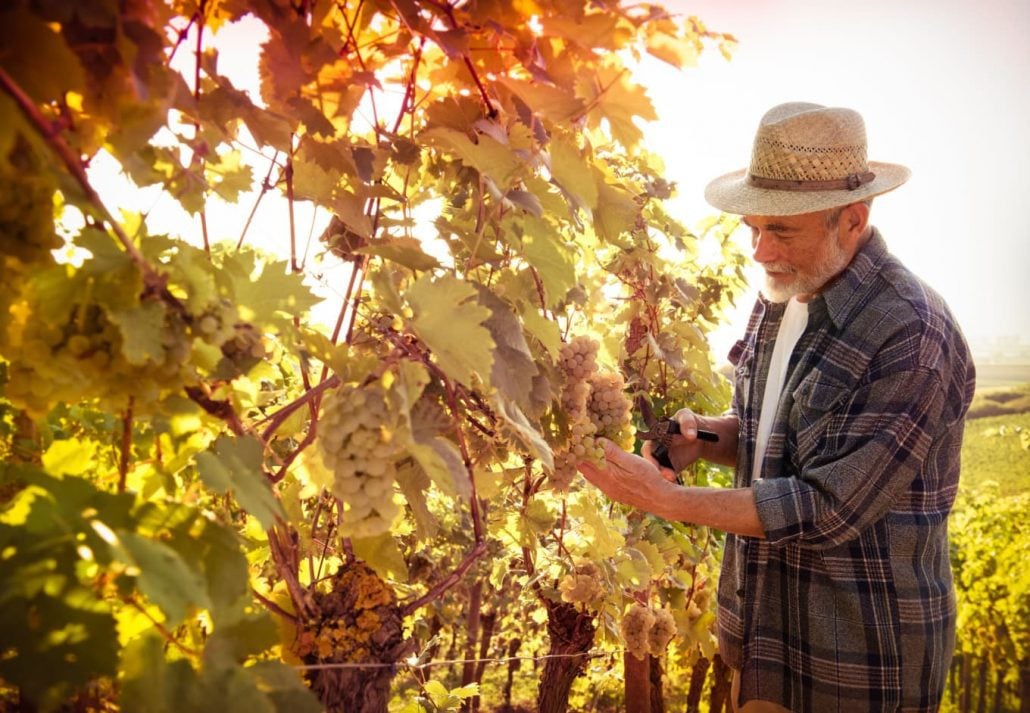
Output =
[{"x1": 742, "y1": 218, "x2": 799, "y2": 233}]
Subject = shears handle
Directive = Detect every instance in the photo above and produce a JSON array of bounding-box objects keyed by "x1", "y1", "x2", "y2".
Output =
[{"x1": 650, "y1": 423, "x2": 718, "y2": 470}]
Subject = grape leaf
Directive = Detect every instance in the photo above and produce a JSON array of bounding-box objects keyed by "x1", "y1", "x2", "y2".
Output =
[
  {"x1": 356, "y1": 236, "x2": 442, "y2": 271},
  {"x1": 477, "y1": 287, "x2": 539, "y2": 412},
  {"x1": 119, "y1": 532, "x2": 212, "y2": 626},
  {"x1": 395, "y1": 461, "x2": 440, "y2": 539},
  {"x1": 499, "y1": 77, "x2": 584, "y2": 124},
  {"x1": 549, "y1": 137, "x2": 598, "y2": 210},
  {"x1": 592, "y1": 181, "x2": 638, "y2": 244},
  {"x1": 587, "y1": 65, "x2": 658, "y2": 149},
  {"x1": 519, "y1": 217, "x2": 577, "y2": 308},
  {"x1": 568, "y1": 491, "x2": 624, "y2": 559},
  {"x1": 0, "y1": 6, "x2": 86, "y2": 105},
  {"x1": 42, "y1": 438, "x2": 99, "y2": 477},
  {"x1": 422, "y1": 127, "x2": 521, "y2": 189},
  {"x1": 405, "y1": 273, "x2": 494, "y2": 390},
  {"x1": 224, "y1": 251, "x2": 322, "y2": 328},
  {"x1": 195, "y1": 435, "x2": 284, "y2": 530},
  {"x1": 490, "y1": 394, "x2": 553, "y2": 470},
  {"x1": 352, "y1": 532, "x2": 409, "y2": 580},
  {"x1": 109, "y1": 300, "x2": 169, "y2": 366}
]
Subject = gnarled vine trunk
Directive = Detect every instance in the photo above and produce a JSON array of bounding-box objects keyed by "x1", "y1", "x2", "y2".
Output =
[
  {"x1": 537, "y1": 600, "x2": 596, "y2": 713},
  {"x1": 294, "y1": 561, "x2": 407, "y2": 712}
]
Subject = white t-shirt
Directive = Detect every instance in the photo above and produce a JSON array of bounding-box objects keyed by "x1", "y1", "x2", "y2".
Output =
[{"x1": 751, "y1": 298, "x2": 809, "y2": 480}]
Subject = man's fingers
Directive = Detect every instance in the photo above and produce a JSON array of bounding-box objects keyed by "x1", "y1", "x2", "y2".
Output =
[{"x1": 673, "y1": 408, "x2": 699, "y2": 440}]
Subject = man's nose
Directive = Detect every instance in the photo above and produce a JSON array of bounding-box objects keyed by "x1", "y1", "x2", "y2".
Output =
[{"x1": 752, "y1": 232, "x2": 778, "y2": 263}]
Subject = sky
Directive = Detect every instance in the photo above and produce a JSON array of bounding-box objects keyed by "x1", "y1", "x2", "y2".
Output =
[{"x1": 642, "y1": 0, "x2": 1030, "y2": 354}]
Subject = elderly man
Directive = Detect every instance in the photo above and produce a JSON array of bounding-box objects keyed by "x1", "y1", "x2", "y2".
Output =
[{"x1": 579, "y1": 103, "x2": 975, "y2": 712}]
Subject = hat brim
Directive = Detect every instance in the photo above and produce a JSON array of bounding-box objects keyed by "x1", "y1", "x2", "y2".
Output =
[{"x1": 704, "y1": 161, "x2": 911, "y2": 216}]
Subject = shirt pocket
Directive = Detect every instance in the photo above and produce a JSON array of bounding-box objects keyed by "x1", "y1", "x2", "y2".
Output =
[{"x1": 790, "y1": 371, "x2": 852, "y2": 457}]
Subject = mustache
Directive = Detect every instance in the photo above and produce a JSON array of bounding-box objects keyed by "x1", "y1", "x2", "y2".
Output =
[{"x1": 761, "y1": 263, "x2": 797, "y2": 274}]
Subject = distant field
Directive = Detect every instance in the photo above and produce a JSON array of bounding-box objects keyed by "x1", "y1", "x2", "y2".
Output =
[
  {"x1": 961, "y1": 402, "x2": 1030, "y2": 498},
  {"x1": 973, "y1": 363, "x2": 1030, "y2": 389}
]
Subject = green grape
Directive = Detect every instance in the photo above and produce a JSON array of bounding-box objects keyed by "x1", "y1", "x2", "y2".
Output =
[
  {"x1": 647, "y1": 607, "x2": 677, "y2": 655},
  {"x1": 318, "y1": 382, "x2": 400, "y2": 538},
  {"x1": 1, "y1": 287, "x2": 197, "y2": 416},
  {"x1": 0, "y1": 162, "x2": 61, "y2": 268},
  {"x1": 558, "y1": 561, "x2": 604, "y2": 605},
  {"x1": 549, "y1": 335, "x2": 606, "y2": 489},
  {"x1": 192, "y1": 299, "x2": 239, "y2": 347},
  {"x1": 587, "y1": 370, "x2": 634, "y2": 448},
  {"x1": 621, "y1": 603, "x2": 655, "y2": 661}
]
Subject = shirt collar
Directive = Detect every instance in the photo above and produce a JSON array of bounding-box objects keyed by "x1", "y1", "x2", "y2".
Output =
[{"x1": 811, "y1": 227, "x2": 889, "y2": 330}]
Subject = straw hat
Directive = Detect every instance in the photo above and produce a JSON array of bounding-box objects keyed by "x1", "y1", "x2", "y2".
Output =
[{"x1": 704, "y1": 102, "x2": 911, "y2": 216}]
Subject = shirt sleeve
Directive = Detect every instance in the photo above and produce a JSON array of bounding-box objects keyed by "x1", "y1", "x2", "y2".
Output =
[{"x1": 751, "y1": 365, "x2": 946, "y2": 549}]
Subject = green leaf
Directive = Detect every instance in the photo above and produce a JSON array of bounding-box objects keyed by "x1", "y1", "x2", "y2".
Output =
[
  {"x1": 477, "y1": 288, "x2": 539, "y2": 412},
  {"x1": 549, "y1": 137, "x2": 598, "y2": 209},
  {"x1": 592, "y1": 181, "x2": 638, "y2": 243},
  {"x1": 422, "y1": 127, "x2": 521, "y2": 189},
  {"x1": 568, "y1": 491, "x2": 624, "y2": 559},
  {"x1": 109, "y1": 300, "x2": 169, "y2": 366},
  {"x1": 120, "y1": 634, "x2": 189, "y2": 713},
  {"x1": 203, "y1": 612, "x2": 278, "y2": 673},
  {"x1": 588, "y1": 65, "x2": 658, "y2": 149},
  {"x1": 410, "y1": 436, "x2": 469, "y2": 502},
  {"x1": 352, "y1": 532, "x2": 409, "y2": 580},
  {"x1": 120, "y1": 532, "x2": 212, "y2": 626},
  {"x1": 491, "y1": 394, "x2": 553, "y2": 470},
  {"x1": 499, "y1": 77, "x2": 584, "y2": 124},
  {"x1": 519, "y1": 304, "x2": 562, "y2": 359},
  {"x1": 208, "y1": 150, "x2": 255, "y2": 203},
  {"x1": 520, "y1": 217, "x2": 576, "y2": 308},
  {"x1": 195, "y1": 435, "x2": 284, "y2": 530},
  {"x1": 505, "y1": 189, "x2": 543, "y2": 217},
  {"x1": 224, "y1": 251, "x2": 321, "y2": 328},
  {"x1": 198, "y1": 522, "x2": 250, "y2": 623},
  {"x1": 395, "y1": 461, "x2": 440, "y2": 539},
  {"x1": 405, "y1": 274, "x2": 494, "y2": 389},
  {"x1": 42, "y1": 438, "x2": 99, "y2": 477},
  {"x1": 356, "y1": 236, "x2": 441, "y2": 271},
  {"x1": 333, "y1": 189, "x2": 372, "y2": 240}
]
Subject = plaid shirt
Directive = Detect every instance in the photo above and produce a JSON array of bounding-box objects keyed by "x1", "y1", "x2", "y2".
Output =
[{"x1": 719, "y1": 230, "x2": 975, "y2": 712}]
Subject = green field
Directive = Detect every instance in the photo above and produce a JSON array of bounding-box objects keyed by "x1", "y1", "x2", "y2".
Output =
[{"x1": 960, "y1": 383, "x2": 1030, "y2": 497}]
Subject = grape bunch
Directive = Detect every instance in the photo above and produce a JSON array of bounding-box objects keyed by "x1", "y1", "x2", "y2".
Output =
[
  {"x1": 2, "y1": 291, "x2": 195, "y2": 416},
  {"x1": 550, "y1": 336, "x2": 604, "y2": 489},
  {"x1": 192, "y1": 299, "x2": 239, "y2": 348},
  {"x1": 317, "y1": 382, "x2": 400, "y2": 538},
  {"x1": 549, "y1": 336, "x2": 634, "y2": 489},
  {"x1": 620, "y1": 603, "x2": 679, "y2": 660},
  {"x1": 558, "y1": 561, "x2": 604, "y2": 606},
  {"x1": 0, "y1": 150, "x2": 61, "y2": 269},
  {"x1": 587, "y1": 371, "x2": 634, "y2": 449}
]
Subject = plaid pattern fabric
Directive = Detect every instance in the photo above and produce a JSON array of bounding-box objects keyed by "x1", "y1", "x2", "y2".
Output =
[{"x1": 718, "y1": 230, "x2": 975, "y2": 712}]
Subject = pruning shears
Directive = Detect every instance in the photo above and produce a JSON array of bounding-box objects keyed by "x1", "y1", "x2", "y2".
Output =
[{"x1": 634, "y1": 396, "x2": 718, "y2": 473}]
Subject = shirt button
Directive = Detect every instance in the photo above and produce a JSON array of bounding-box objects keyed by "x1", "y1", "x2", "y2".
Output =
[{"x1": 736, "y1": 588, "x2": 745, "y2": 597}]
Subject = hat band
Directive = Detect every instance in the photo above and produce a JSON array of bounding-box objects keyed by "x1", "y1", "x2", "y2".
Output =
[{"x1": 746, "y1": 170, "x2": 876, "y2": 192}]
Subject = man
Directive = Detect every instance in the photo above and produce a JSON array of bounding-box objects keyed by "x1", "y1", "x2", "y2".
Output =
[{"x1": 578, "y1": 103, "x2": 975, "y2": 712}]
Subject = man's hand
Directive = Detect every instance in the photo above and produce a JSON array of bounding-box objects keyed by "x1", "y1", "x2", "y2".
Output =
[
  {"x1": 577, "y1": 436, "x2": 765, "y2": 538},
  {"x1": 577, "y1": 439, "x2": 681, "y2": 516}
]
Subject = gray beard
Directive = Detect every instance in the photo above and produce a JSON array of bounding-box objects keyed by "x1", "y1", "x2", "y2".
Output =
[{"x1": 759, "y1": 231, "x2": 850, "y2": 303}]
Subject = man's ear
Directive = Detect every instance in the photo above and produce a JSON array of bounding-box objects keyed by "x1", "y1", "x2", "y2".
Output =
[{"x1": 841, "y1": 201, "x2": 871, "y2": 242}]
